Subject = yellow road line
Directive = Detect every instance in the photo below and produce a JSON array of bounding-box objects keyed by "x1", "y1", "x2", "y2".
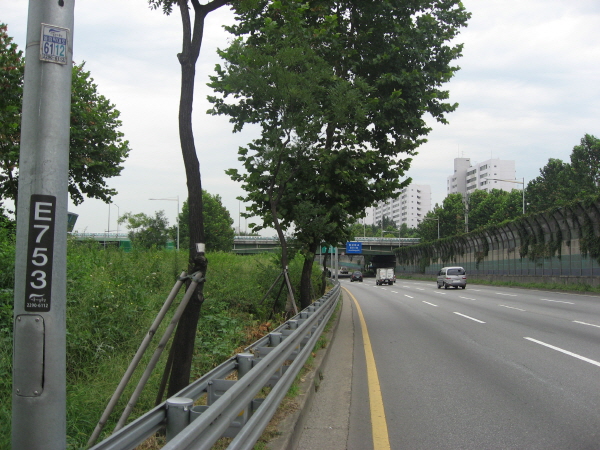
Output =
[{"x1": 343, "y1": 287, "x2": 391, "y2": 450}]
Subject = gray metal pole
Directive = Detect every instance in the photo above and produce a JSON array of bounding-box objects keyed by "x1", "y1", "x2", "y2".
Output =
[
  {"x1": 522, "y1": 177, "x2": 525, "y2": 214},
  {"x1": 334, "y1": 247, "x2": 338, "y2": 282},
  {"x1": 12, "y1": 1, "x2": 74, "y2": 449}
]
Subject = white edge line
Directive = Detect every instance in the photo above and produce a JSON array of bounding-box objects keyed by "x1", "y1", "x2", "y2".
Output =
[
  {"x1": 422, "y1": 301, "x2": 438, "y2": 307},
  {"x1": 540, "y1": 298, "x2": 574, "y2": 305},
  {"x1": 573, "y1": 320, "x2": 600, "y2": 329},
  {"x1": 499, "y1": 304, "x2": 526, "y2": 311},
  {"x1": 525, "y1": 337, "x2": 600, "y2": 367},
  {"x1": 453, "y1": 312, "x2": 486, "y2": 323}
]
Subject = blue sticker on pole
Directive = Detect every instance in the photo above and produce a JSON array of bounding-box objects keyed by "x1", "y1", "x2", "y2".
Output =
[
  {"x1": 346, "y1": 241, "x2": 362, "y2": 254},
  {"x1": 25, "y1": 195, "x2": 56, "y2": 312}
]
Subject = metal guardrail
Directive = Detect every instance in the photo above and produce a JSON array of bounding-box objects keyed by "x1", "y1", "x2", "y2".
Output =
[
  {"x1": 233, "y1": 236, "x2": 277, "y2": 241},
  {"x1": 69, "y1": 232, "x2": 130, "y2": 239},
  {"x1": 90, "y1": 282, "x2": 341, "y2": 450},
  {"x1": 355, "y1": 236, "x2": 420, "y2": 243}
]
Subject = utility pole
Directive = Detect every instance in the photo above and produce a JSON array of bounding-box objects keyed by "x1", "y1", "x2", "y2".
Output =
[{"x1": 12, "y1": 2, "x2": 74, "y2": 449}]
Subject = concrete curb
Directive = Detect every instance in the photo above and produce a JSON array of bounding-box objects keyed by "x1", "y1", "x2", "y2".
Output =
[{"x1": 266, "y1": 293, "x2": 345, "y2": 450}]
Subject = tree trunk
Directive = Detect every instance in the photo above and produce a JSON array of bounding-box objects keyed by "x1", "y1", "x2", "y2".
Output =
[
  {"x1": 320, "y1": 248, "x2": 329, "y2": 295},
  {"x1": 166, "y1": 0, "x2": 227, "y2": 397},
  {"x1": 299, "y1": 241, "x2": 318, "y2": 309},
  {"x1": 270, "y1": 199, "x2": 297, "y2": 315}
]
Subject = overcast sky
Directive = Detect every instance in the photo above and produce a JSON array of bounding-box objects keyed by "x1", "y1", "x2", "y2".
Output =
[{"x1": 3, "y1": 1, "x2": 600, "y2": 236}]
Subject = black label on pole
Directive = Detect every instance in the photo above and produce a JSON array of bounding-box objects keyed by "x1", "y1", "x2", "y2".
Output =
[{"x1": 25, "y1": 195, "x2": 56, "y2": 312}]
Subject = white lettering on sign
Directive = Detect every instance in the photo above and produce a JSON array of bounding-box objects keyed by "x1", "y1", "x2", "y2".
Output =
[{"x1": 25, "y1": 195, "x2": 56, "y2": 312}]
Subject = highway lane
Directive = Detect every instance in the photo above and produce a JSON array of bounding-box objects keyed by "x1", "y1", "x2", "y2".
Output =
[{"x1": 342, "y1": 278, "x2": 600, "y2": 449}]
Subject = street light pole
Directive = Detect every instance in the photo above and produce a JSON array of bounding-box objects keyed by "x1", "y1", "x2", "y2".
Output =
[
  {"x1": 149, "y1": 196, "x2": 180, "y2": 250},
  {"x1": 114, "y1": 204, "x2": 120, "y2": 235}
]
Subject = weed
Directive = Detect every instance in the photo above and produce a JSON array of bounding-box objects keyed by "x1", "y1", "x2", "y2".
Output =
[{"x1": 1, "y1": 241, "x2": 321, "y2": 449}]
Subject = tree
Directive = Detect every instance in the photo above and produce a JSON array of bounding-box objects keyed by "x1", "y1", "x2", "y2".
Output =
[
  {"x1": 176, "y1": 191, "x2": 235, "y2": 251},
  {"x1": 466, "y1": 189, "x2": 491, "y2": 231},
  {"x1": 67, "y1": 63, "x2": 131, "y2": 205},
  {"x1": 118, "y1": 210, "x2": 171, "y2": 248},
  {"x1": 418, "y1": 194, "x2": 465, "y2": 242},
  {"x1": 569, "y1": 134, "x2": 600, "y2": 195},
  {"x1": 211, "y1": 0, "x2": 470, "y2": 307},
  {"x1": 0, "y1": 24, "x2": 130, "y2": 205},
  {"x1": 526, "y1": 158, "x2": 574, "y2": 214},
  {"x1": 525, "y1": 135, "x2": 600, "y2": 214},
  {"x1": 398, "y1": 223, "x2": 418, "y2": 238},
  {"x1": 0, "y1": 24, "x2": 23, "y2": 204},
  {"x1": 148, "y1": 0, "x2": 240, "y2": 396},
  {"x1": 377, "y1": 216, "x2": 398, "y2": 234}
]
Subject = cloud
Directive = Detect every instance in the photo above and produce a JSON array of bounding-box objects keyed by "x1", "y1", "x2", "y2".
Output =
[{"x1": 3, "y1": 0, "x2": 600, "y2": 231}]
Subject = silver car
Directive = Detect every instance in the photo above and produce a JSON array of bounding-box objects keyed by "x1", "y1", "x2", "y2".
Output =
[{"x1": 437, "y1": 266, "x2": 467, "y2": 289}]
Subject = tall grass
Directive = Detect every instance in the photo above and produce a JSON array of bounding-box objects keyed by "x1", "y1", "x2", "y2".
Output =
[{"x1": 0, "y1": 238, "x2": 319, "y2": 448}]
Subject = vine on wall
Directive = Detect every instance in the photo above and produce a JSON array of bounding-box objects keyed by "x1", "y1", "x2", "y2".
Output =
[{"x1": 395, "y1": 193, "x2": 600, "y2": 271}]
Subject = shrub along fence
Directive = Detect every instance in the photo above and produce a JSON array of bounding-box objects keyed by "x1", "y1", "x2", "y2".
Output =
[{"x1": 395, "y1": 195, "x2": 600, "y2": 286}]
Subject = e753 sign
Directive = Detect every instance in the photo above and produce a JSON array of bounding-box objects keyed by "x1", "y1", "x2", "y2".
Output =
[{"x1": 25, "y1": 195, "x2": 56, "y2": 312}]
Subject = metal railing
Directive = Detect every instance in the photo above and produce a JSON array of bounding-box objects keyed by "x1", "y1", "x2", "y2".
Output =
[
  {"x1": 355, "y1": 236, "x2": 420, "y2": 243},
  {"x1": 90, "y1": 282, "x2": 341, "y2": 450}
]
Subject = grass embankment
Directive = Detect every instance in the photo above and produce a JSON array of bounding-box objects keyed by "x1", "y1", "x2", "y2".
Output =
[{"x1": 0, "y1": 237, "x2": 320, "y2": 448}]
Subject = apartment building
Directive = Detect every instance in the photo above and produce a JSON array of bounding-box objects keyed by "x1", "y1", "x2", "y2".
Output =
[
  {"x1": 447, "y1": 157, "x2": 518, "y2": 196},
  {"x1": 372, "y1": 184, "x2": 432, "y2": 229}
]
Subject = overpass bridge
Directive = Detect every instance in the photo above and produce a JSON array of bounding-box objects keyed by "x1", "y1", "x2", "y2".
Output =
[
  {"x1": 232, "y1": 236, "x2": 420, "y2": 254},
  {"x1": 68, "y1": 233, "x2": 420, "y2": 255}
]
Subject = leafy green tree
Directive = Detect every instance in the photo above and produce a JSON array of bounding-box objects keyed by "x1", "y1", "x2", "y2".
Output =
[
  {"x1": 570, "y1": 134, "x2": 600, "y2": 195},
  {"x1": 212, "y1": 0, "x2": 469, "y2": 307},
  {"x1": 118, "y1": 211, "x2": 171, "y2": 249},
  {"x1": 0, "y1": 24, "x2": 23, "y2": 203},
  {"x1": 0, "y1": 25, "x2": 130, "y2": 205},
  {"x1": 526, "y1": 135, "x2": 600, "y2": 214},
  {"x1": 526, "y1": 158, "x2": 574, "y2": 214},
  {"x1": 176, "y1": 192, "x2": 235, "y2": 252},
  {"x1": 398, "y1": 223, "x2": 418, "y2": 238},
  {"x1": 67, "y1": 63, "x2": 131, "y2": 205},
  {"x1": 464, "y1": 189, "x2": 488, "y2": 231},
  {"x1": 377, "y1": 216, "x2": 398, "y2": 234},
  {"x1": 348, "y1": 221, "x2": 369, "y2": 239},
  {"x1": 419, "y1": 193, "x2": 465, "y2": 242},
  {"x1": 491, "y1": 189, "x2": 524, "y2": 221}
]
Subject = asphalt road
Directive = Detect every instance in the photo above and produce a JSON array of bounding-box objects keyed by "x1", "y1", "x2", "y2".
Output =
[{"x1": 342, "y1": 278, "x2": 600, "y2": 450}]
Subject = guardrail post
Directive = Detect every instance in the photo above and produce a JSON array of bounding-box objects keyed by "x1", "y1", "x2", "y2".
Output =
[
  {"x1": 269, "y1": 332, "x2": 282, "y2": 347},
  {"x1": 288, "y1": 320, "x2": 298, "y2": 330},
  {"x1": 237, "y1": 353, "x2": 254, "y2": 379},
  {"x1": 166, "y1": 397, "x2": 194, "y2": 442}
]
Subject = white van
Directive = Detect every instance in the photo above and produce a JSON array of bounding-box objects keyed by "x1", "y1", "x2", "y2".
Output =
[{"x1": 437, "y1": 266, "x2": 467, "y2": 289}]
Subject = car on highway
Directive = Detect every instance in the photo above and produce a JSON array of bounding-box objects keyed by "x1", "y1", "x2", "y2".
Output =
[
  {"x1": 350, "y1": 271, "x2": 363, "y2": 282},
  {"x1": 437, "y1": 266, "x2": 467, "y2": 289}
]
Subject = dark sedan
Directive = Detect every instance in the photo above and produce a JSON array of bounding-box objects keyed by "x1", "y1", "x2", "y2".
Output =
[{"x1": 350, "y1": 271, "x2": 363, "y2": 282}]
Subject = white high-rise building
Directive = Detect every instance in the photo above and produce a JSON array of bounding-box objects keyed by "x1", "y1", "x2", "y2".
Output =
[
  {"x1": 371, "y1": 184, "x2": 432, "y2": 229},
  {"x1": 447, "y1": 157, "x2": 518, "y2": 196}
]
